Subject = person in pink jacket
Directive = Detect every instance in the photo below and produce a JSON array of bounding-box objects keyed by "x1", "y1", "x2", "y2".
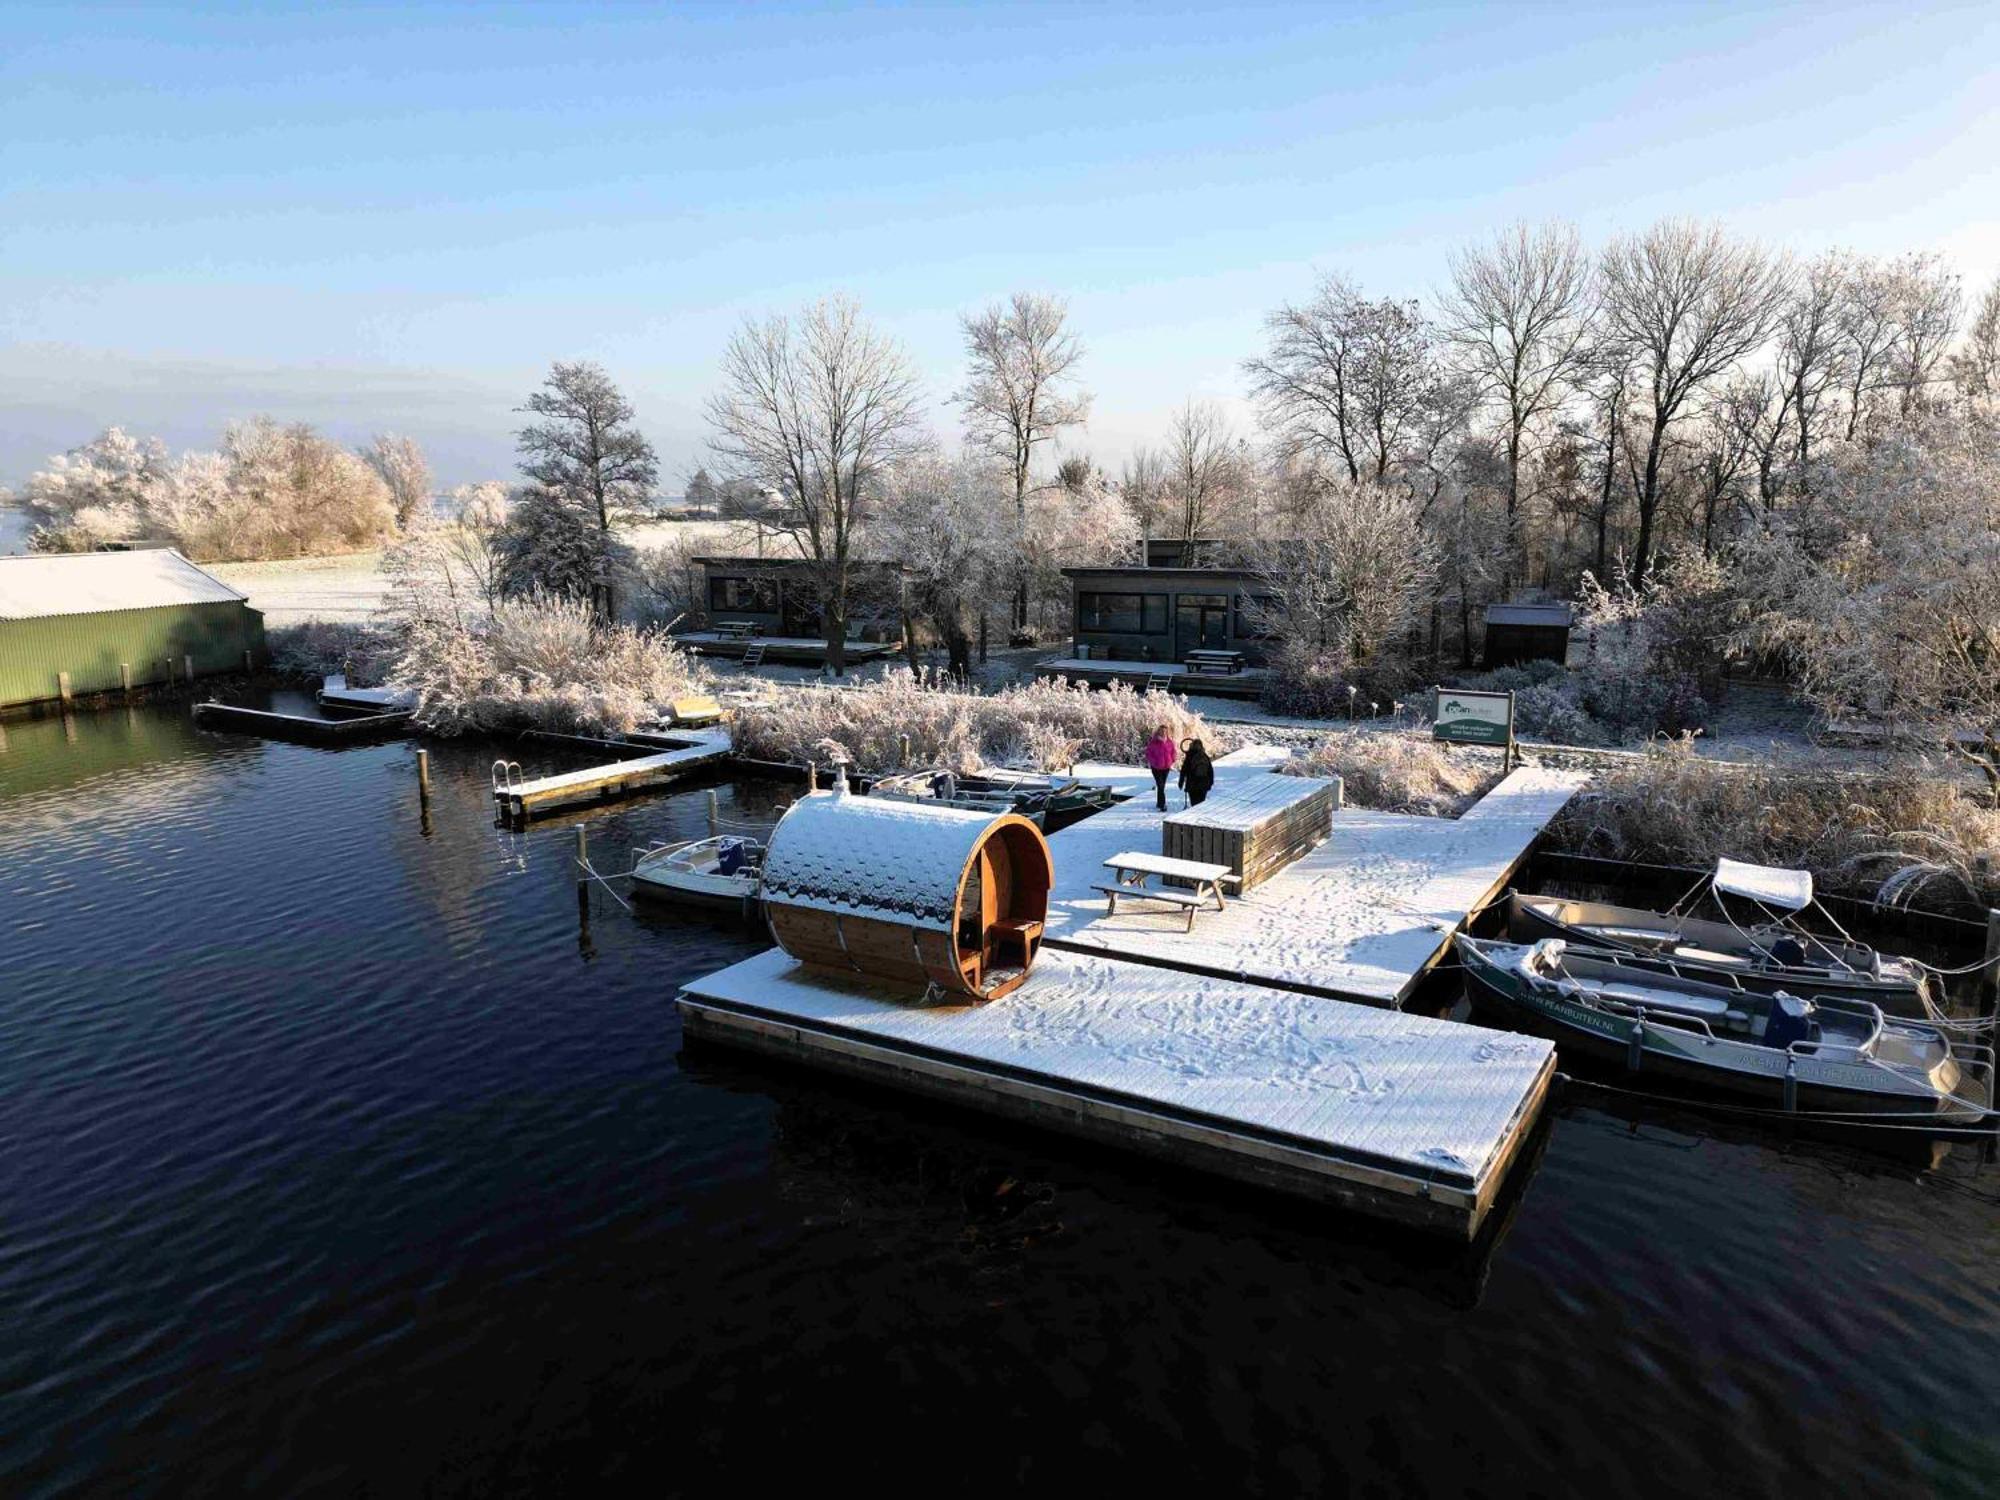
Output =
[{"x1": 1143, "y1": 724, "x2": 1178, "y2": 811}]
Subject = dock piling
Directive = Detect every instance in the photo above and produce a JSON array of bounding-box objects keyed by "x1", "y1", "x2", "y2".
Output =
[
  {"x1": 244, "y1": 649, "x2": 254, "y2": 674},
  {"x1": 806, "y1": 761, "x2": 818, "y2": 792},
  {"x1": 120, "y1": 663, "x2": 132, "y2": 699},
  {"x1": 576, "y1": 825, "x2": 588, "y2": 884},
  {"x1": 707, "y1": 788, "x2": 718, "y2": 836},
  {"x1": 416, "y1": 748, "x2": 431, "y2": 805},
  {"x1": 183, "y1": 654, "x2": 194, "y2": 685},
  {"x1": 57, "y1": 671, "x2": 72, "y2": 705}
]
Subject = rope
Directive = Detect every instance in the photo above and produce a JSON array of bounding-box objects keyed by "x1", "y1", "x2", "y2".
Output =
[{"x1": 575, "y1": 856, "x2": 634, "y2": 913}]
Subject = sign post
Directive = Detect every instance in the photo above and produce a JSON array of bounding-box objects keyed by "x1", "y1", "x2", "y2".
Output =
[{"x1": 1432, "y1": 686, "x2": 1517, "y2": 773}]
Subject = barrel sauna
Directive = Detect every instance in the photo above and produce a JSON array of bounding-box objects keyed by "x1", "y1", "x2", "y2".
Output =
[{"x1": 762, "y1": 786, "x2": 1053, "y2": 1000}]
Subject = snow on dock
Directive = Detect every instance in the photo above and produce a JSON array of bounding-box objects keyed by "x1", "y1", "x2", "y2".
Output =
[
  {"x1": 493, "y1": 730, "x2": 732, "y2": 820},
  {"x1": 678, "y1": 945, "x2": 1555, "y2": 1238},
  {"x1": 317, "y1": 674, "x2": 417, "y2": 714},
  {"x1": 1049, "y1": 755, "x2": 1587, "y2": 1007},
  {"x1": 194, "y1": 701, "x2": 412, "y2": 742}
]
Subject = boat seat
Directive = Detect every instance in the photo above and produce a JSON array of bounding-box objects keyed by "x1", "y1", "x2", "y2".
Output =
[{"x1": 1672, "y1": 945, "x2": 1747, "y2": 967}]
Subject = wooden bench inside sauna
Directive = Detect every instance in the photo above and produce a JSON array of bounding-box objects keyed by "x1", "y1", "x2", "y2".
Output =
[{"x1": 761, "y1": 785, "x2": 1054, "y2": 1000}]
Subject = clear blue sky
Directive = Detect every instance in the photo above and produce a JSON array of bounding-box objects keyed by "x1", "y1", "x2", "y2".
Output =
[{"x1": 3, "y1": 0, "x2": 1996, "y2": 488}]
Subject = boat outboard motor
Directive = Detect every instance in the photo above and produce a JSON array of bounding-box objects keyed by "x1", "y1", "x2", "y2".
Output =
[
  {"x1": 716, "y1": 838, "x2": 749, "y2": 877},
  {"x1": 1765, "y1": 991, "x2": 1812, "y2": 1048}
]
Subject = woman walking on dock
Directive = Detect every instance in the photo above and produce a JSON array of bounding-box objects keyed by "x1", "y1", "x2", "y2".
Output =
[
  {"x1": 1179, "y1": 737, "x2": 1214, "y2": 807},
  {"x1": 1144, "y1": 724, "x2": 1178, "y2": 811}
]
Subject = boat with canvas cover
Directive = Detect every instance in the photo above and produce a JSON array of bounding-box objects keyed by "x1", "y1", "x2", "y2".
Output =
[
  {"x1": 867, "y1": 768, "x2": 1114, "y2": 828},
  {"x1": 1506, "y1": 857, "x2": 1933, "y2": 1010},
  {"x1": 1457, "y1": 935, "x2": 1991, "y2": 1124},
  {"x1": 631, "y1": 835, "x2": 764, "y2": 917}
]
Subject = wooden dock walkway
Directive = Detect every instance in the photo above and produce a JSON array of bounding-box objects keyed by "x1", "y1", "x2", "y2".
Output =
[
  {"x1": 493, "y1": 731, "x2": 732, "y2": 820},
  {"x1": 195, "y1": 701, "x2": 413, "y2": 743},
  {"x1": 1046, "y1": 754, "x2": 1586, "y2": 1008},
  {"x1": 678, "y1": 946, "x2": 1556, "y2": 1239}
]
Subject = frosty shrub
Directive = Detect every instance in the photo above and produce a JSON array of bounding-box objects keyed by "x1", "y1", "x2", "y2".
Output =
[
  {"x1": 1278, "y1": 729, "x2": 1495, "y2": 816},
  {"x1": 729, "y1": 669, "x2": 1236, "y2": 774},
  {"x1": 391, "y1": 592, "x2": 709, "y2": 737},
  {"x1": 1260, "y1": 642, "x2": 1414, "y2": 720},
  {"x1": 266, "y1": 621, "x2": 399, "y2": 686},
  {"x1": 1545, "y1": 740, "x2": 2000, "y2": 909}
]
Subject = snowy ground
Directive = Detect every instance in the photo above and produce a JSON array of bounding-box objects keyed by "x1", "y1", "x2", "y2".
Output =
[{"x1": 680, "y1": 944, "x2": 1553, "y2": 1196}]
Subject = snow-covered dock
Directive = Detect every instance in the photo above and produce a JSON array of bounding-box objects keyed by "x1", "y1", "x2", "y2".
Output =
[
  {"x1": 678, "y1": 945, "x2": 1555, "y2": 1238},
  {"x1": 316, "y1": 674, "x2": 417, "y2": 715},
  {"x1": 1048, "y1": 753, "x2": 1587, "y2": 1007},
  {"x1": 493, "y1": 730, "x2": 732, "y2": 820}
]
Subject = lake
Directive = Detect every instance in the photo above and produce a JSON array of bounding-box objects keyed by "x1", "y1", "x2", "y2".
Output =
[{"x1": 0, "y1": 704, "x2": 1994, "y2": 1497}]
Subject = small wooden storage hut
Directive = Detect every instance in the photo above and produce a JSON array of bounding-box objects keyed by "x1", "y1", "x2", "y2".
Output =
[
  {"x1": 1163, "y1": 774, "x2": 1337, "y2": 890},
  {"x1": 762, "y1": 786, "x2": 1053, "y2": 1000}
]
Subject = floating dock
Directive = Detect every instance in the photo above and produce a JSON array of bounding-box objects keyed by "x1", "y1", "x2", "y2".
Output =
[
  {"x1": 194, "y1": 701, "x2": 413, "y2": 742},
  {"x1": 493, "y1": 730, "x2": 732, "y2": 820},
  {"x1": 1046, "y1": 752, "x2": 1585, "y2": 1007},
  {"x1": 317, "y1": 675, "x2": 417, "y2": 716},
  {"x1": 679, "y1": 946, "x2": 1555, "y2": 1238}
]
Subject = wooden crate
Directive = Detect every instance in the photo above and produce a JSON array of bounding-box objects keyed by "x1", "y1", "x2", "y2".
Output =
[{"x1": 1162, "y1": 775, "x2": 1337, "y2": 890}]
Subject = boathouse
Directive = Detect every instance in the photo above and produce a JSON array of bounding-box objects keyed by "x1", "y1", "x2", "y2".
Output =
[
  {"x1": 761, "y1": 788, "x2": 1052, "y2": 1000},
  {"x1": 1482, "y1": 602, "x2": 1573, "y2": 668},
  {"x1": 0, "y1": 550, "x2": 266, "y2": 710}
]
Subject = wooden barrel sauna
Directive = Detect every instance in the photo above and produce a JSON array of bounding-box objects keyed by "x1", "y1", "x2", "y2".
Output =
[{"x1": 762, "y1": 786, "x2": 1053, "y2": 1000}]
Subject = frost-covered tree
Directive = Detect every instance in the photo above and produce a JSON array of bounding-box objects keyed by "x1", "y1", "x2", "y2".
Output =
[
  {"x1": 1023, "y1": 460, "x2": 1141, "y2": 635},
  {"x1": 956, "y1": 293, "x2": 1090, "y2": 629},
  {"x1": 684, "y1": 466, "x2": 719, "y2": 517},
  {"x1": 219, "y1": 418, "x2": 396, "y2": 558},
  {"x1": 449, "y1": 481, "x2": 511, "y2": 530},
  {"x1": 361, "y1": 433, "x2": 433, "y2": 529},
  {"x1": 21, "y1": 427, "x2": 169, "y2": 549},
  {"x1": 706, "y1": 296, "x2": 923, "y2": 675},
  {"x1": 875, "y1": 448, "x2": 1009, "y2": 678},
  {"x1": 1161, "y1": 400, "x2": 1248, "y2": 545},
  {"x1": 515, "y1": 361, "x2": 658, "y2": 619},
  {"x1": 1951, "y1": 274, "x2": 2000, "y2": 407},
  {"x1": 491, "y1": 486, "x2": 635, "y2": 607},
  {"x1": 1249, "y1": 478, "x2": 1437, "y2": 665}
]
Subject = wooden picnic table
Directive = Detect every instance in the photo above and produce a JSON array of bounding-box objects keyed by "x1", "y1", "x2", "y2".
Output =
[
  {"x1": 714, "y1": 620, "x2": 756, "y2": 640},
  {"x1": 1094, "y1": 850, "x2": 1239, "y2": 931}
]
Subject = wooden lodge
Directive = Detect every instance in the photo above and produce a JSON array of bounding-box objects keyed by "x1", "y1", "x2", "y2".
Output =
[
  {"x1": 761, "y1": 787, "x2": 1053, "y2": 1000},
  {"x1": 692, "y1": 556, "x2": 905, "y2": 643}
]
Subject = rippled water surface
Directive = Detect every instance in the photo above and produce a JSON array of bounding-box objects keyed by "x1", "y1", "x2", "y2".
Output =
[{"x1": 2, "y1": 705, "x2": 1994, "y2": 1498}]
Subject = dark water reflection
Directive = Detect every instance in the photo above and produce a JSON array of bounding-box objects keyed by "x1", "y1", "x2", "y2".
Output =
[{"x1": 0, "y1": 707, "x2": 1994, "y2": 1498}]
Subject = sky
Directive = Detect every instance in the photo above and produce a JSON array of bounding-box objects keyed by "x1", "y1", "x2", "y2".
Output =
[{"x1": 2, "y1": 0, "x2": 1997, "y2": 490}]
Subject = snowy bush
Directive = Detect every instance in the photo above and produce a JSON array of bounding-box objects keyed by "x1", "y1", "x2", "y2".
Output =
[
  {"x1": 266, "y1": 621, "x2": 399, "y2": 686},
  {"x1": 1278, "y1": 729, "x2": 1495, "y2": 815},
  {"x1": 1260, "y1": 642, "x2": 1416, "y2": 720},
  {"x1": 390, "y1": 592, "x2": 709, "y2": 737},
  {"x1": 729, "y1": 669, "x2": 1236, "y2": 774},
  {"x1": 1545, "y1": 740, "x2": 2000, "y2": 909}
]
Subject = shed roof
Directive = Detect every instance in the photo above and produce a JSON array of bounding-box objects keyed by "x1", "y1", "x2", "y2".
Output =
[
  {"x1": 763, "y1": 789, "x2": 1000, "y2": 932},
  {"x1": 0, "y1": 549, "x2": 247, "y2": 621},
  {"x1": 1484, "y1": 602, "x2": 1573, "y2": 627}
]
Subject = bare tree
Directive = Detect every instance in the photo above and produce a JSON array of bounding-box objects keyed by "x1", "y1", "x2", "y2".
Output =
[
  {"x1": 1775, "y1": 252, "x2": 1852, "y2": 483},
  {"x1": 1246, "y1": 274, "x2": 1437, "y2": 485},
  {"x1": 876, "y1": 448, "x2": 1009, "y2": 679},
  {"x1": 1598, "y1": 220, "x2": 1787, "y2": 583},
  {"x1": 515, "y1": 361, "x2": 659, "y2": 619},
  {"x1": 1952, "y1": 274, "x2": 2000, "y2": 406},
  {"x1": 361, "y1": 433, "x2": 433, "y2": 529},
  {"x1": 956, "y1": 293, "x2": 1091, "y2": 631},
  {"x1": 1251, "y1": 478, "x2": 1438, "y2": 664},
  {"x1": 1117, "y1": 445, "x2": 1169, "y2": 544},
  {"x1": 1442, "y1": 222, "x2": 1594, "y2": 577},
  {"x1": 706, "y1": 297, "x2": 922, "y2": 675},
  {"x1": 1162, "y1": 401, "x2": 1245, "y2": 546},
  {"x1": 1885, "y1": 253, "x2": 1963, "y2": 418}
]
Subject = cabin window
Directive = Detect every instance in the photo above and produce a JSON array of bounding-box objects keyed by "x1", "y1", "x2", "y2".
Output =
[
  {"x1": 710, "y1": 575, "x2": 778, "y2": 612},
  {"x1": 1076, "y1": 591, "x2": 1168, "y2": 633}
]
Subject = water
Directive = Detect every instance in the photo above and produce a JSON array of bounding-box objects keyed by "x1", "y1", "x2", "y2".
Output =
[
  {"x1": 1, "y1": 707, "x2": 1994, "y2": 1498},
  {"x1": 0, "y1": 504, "x2": 33, "y2": 555}
]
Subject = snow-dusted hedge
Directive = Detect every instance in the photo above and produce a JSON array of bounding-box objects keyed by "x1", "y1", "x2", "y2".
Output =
[
  {"x1": 266, "y1": 620, "x2": 399, "y2": 686},
  {"x1": 730, "y1": 669, "x2": 1235, "y2": 773},
  {"x1": 389, "y1": 592, "x2": 709, "y2": 737},
  {"x1": 1545, "y1": 741, "x2": 2000, "y2": 909},
  {"x1": 1278, "y1": 728, "x2": 1495, "y2": 816}
]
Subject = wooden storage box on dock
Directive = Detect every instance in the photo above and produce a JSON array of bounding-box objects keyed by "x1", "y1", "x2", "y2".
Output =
[
  {"x1": 1162, "y1": 774, "x2": 1338, "y2": 890},
  {"x1": 762, "y1": 787, "x2": 1053, "y2": 1000}
]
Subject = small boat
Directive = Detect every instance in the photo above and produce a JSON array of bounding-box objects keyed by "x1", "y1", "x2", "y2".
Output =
[
  {"x1": 867, "y1": 768, "x2": 1114, "y2": 827},
  {"x1": 1457, "y1": 935, "x2": 1992, "y2": 1124},
  {"x1": 1507, "y1": 857, "x2": 1933, "y2": 1010},
  {"x1": 631, "y1": 835, "x2": 764, "y2": 917}
]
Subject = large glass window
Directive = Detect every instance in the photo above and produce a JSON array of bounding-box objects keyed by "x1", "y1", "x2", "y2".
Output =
[
  {"x1": 1077, "y1": 591, "x2": 1168, "y2": 632},
  {"x1": 710, "y1": 575, "x2": 779, "y2": 612}
]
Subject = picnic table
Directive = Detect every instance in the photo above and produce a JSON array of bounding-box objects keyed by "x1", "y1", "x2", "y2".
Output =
[
  {"x1": 1093, "y1": 850, "x2": 1239, "y2": 932},
  {"x1": 714, "y1": 620, "x2": 756, "y2": 640}
]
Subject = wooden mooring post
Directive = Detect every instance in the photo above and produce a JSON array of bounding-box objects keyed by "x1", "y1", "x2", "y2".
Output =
[
  {"x1": 806, "y1": 761, "x2": 818, "y2": 793},
  {"x1": 416, "y1": 748, "x2": 431, "y2": 805},
  {"x1": 120, "y1": 663, "x2": 132, "y2": 700},
  {"x1": 707, "y1": 788, "x2": 719, "y2": 836},
  {"x1": 57, "y1": 671, "x2": 72, "y2": 705},
  {"x1": 183, "y1": 654, "x2": 194, "y2": 685}
]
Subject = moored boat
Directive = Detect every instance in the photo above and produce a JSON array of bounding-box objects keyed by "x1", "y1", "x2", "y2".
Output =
[
  {"x1": 1506, "y1": 857, "x2": 1932, "y2": 1011},
  {"x1": 631, "y1": 835, "x2": 764, "y2": 917},
  {"x1": 1457, "y1": 935, "x2": 1992, "y2": 1124},
  {"x1": 867, "y1": 768, "x2": 1114, "y2": 827}
]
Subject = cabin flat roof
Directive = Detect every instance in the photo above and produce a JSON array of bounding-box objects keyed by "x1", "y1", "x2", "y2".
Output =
[
  {"x1": 1052, "y1": 753, "x2": 1586, "y2": 1006},
  {"x1": 678, "y1": 945, "x2": 1553, "y2": 1218}
]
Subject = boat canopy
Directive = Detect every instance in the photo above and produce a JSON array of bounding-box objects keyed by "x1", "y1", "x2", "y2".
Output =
[{"x1": 1713, "y1": 857, "x2": 1813, "y2": 912}]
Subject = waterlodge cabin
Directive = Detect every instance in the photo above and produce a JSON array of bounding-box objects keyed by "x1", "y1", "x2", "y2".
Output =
[
  {"x1": 760, "y1": 788, "x2": 1053, "y2": 1001},
  {"x1": 694, "y1": 555, "x2": 905, "y2": 642},
  {"x1": 1059, "y1": 538, "x2": 1275, "y2": 670}
]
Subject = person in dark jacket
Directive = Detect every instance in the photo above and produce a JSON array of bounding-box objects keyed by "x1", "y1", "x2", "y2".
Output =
[{"x1": 1179, "y1": 737, "x2": 1215, "y2": 806}]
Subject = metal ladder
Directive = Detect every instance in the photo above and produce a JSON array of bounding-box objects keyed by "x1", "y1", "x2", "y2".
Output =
[
  {"x1": 1144, "y1": 670, "x2": 1173, "y2": 694},
  {"x1": 740, "y1": 642, "x2": 767, "y2": 668}
]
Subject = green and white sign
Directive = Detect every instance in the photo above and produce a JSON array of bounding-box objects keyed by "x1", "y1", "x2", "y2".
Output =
[{"x1": 1433, "y1": 687, "x2": 1514, "y2": 747}]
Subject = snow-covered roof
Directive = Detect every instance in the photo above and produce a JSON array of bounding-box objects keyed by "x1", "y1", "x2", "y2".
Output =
[
  {"x1": 0, "y1": 550, "x2": 247, "y2": 621},
  {"x1": 1484, "y1": 602, "x2": 1573, "y2": 627},
  {"x1": 763, "y1": 789, "x2": 1003, "y2": 933},
  {"x1": 1713, "y1": 857, "x2": 1813, "y2": 912}
]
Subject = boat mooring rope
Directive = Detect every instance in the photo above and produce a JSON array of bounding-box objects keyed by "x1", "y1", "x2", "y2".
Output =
[{"x1": 575, "y1": 855, "x2": 634, "y2": 913}]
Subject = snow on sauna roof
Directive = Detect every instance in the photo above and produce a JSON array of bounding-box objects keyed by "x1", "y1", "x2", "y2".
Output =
[
  {"x1": 0, "y1": 549, "x2": 247, "y2": 620},
  {"x1": 763, "y1": 789, "x2": 1006, "y2": 932}
]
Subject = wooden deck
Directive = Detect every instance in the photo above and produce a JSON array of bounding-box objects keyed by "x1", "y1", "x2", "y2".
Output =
[
  {"x1": 678, "y1": 946, "x2": 1555, "y2": 1239},
  {"x1": 493, "y1": 731, "x2": 732, "y2": 820},
  {"x1": 1034, "y1": 657, "x2": 1270, "y2": 699},
  {"x1": 194, "y1": 701, "x2": 412, "y2": 742}
]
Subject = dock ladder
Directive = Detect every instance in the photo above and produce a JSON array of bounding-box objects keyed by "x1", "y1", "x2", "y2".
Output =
[
  {"x1": 491, "y1": 758, "x2": 525, "y2": 817},
  {"x1": 1144, "y1": 670, "x2": 1173, "y2": 694},
  {"x1": 740, "y1": 642, "x2": 768, "y2": 669}
]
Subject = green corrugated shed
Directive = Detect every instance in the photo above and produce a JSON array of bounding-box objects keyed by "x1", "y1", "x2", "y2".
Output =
[{"x1": 0, "y1": 550, "x2": 267, "y2": 709}]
